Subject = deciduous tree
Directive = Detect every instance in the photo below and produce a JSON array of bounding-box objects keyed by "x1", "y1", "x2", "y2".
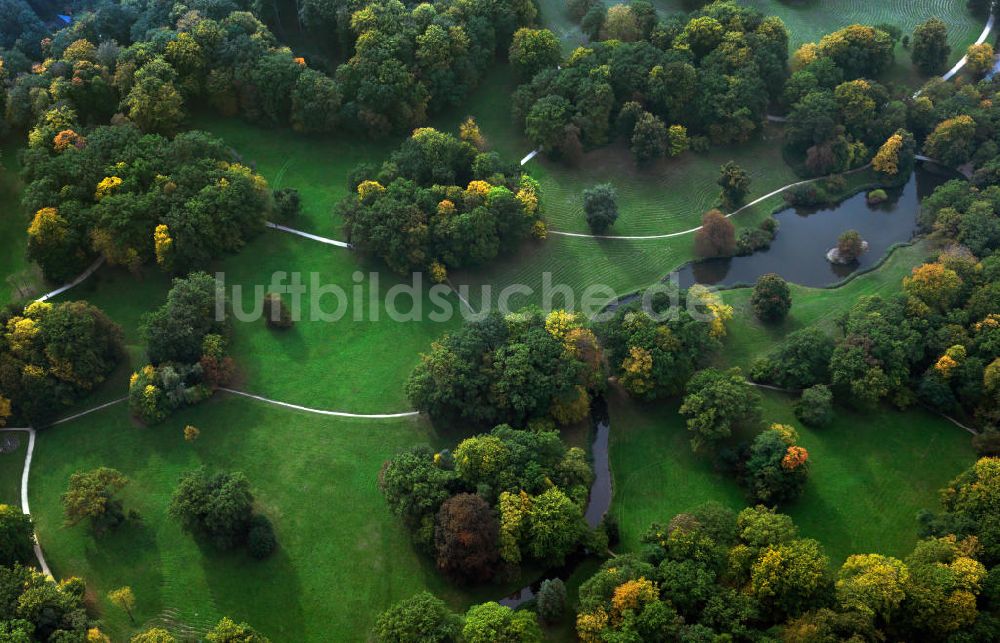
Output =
[
  {"x1": 434, "y1": 493, "x2": 500, "y2": 584},
  {"x1": 583, "y1": 183, "x2": 619, "y2": 233},
  {"x1": 694, "y1": 209, "x2": 736, "y2": 257},
  {"x1": 0, "y1": 505, "x2": 33, "y2": 566},
  {"x1": 750, "y1": 273, "x2": 792, "y2": 322},
  {"x1": 681, "y1": 367, "x2": 762, "y2": 452},
  {"x1": 62, "y1": 467, "x2": 129, "y2": 535},
  {"x1": 911, "y1": 18, "x2": 950, "y2": 75}
]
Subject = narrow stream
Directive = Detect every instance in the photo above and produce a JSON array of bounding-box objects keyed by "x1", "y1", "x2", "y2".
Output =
[{"x1": 499, "y1": 400, "x2": 612, "y2": 608}]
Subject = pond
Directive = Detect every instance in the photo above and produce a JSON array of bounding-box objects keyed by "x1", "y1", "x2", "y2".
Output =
[{"x1": 674, "y1": 163, "x2": 961, "y2": 289}]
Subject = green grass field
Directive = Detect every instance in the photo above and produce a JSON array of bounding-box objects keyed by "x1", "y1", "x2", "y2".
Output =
[
  {"x1": 30, "y1": 395, "x2": 535, "y2": 641},
  {"x1": 192, "y1": 114, "x2": 397, "y2": 239},
  {"x1": 609, "y1": 387, "x2": 975, "y2": 565},
  {"x1": 0, "y1": 431, "x2": 27, "y2": 506},
  {"x1": 0, "y1": 139, "x2": 42, "y2": 305}
]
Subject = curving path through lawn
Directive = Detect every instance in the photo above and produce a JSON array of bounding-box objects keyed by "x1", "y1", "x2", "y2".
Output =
[{"x1": 0, "y1": 427, "x2": 50, "y2": 576}]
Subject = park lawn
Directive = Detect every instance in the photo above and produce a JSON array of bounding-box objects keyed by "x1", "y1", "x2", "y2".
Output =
[
  {"x1": 55, "y1": 230, "x2": 463, "y2": 414},
  {"x1": 0, "y1": 432, "x2": 27, "y2": 506},
  {"x1": 717, "y1": 239, "x2": 937, "y2": 370},
  {"x1": 609, "y1": 389, "x2": 748, "y2": 552},
  {"x1": 0, "y1": 139, "x2": 42, "y2": 305},
  {"x1": 608, "y1": 386, "x2": 975, "y2": 565},
  {"x1": 757, "y1": 389, "x2": 975, "y2": 564},
  {"x1": 447, "y1": 188, "x2": 786, "y2": 315},
  {"x1": 191, "y1": 113, "x2": 398, "y2": 239},
  {"x1": 29, "y1": 394, "x2": 530, "y2": 641}
]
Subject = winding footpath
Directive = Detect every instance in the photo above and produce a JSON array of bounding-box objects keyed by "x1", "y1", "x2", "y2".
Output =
[
  {"x1": 218, "y1": 388, "x2": 419, "y2": 419},
  {"x1": 941, "y1": 13, "x2": 996, "y2": 82},
  {"x1": 1, "y1": 427, "x2": 50, "y2": 576}
]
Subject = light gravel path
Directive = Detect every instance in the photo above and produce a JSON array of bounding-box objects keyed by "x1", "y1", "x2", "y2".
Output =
[
  {"x1": 219, "y1": 388, "x2": 420, "y2": 418},
  {"x1": 265, "y1": 221, "x2": 352, "y2": 248},
  {"x1": 1, "y1": 428, "x2": 51, "y2": 576},
  {"x1": 941, "y1": 13, "x2": 996, "y2": 82}
]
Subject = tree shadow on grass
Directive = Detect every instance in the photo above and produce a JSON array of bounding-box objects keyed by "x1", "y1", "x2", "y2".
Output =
[
  {"x1": 198, "y1": 542, "x2": 307, "y2": 641},
  {"x1": 81, "y1": 517, "x2": 164, "y2": 618}
]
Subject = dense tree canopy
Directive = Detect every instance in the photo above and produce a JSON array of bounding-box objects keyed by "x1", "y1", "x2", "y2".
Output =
[
  {"x1": 407, "y1": 309, "x2": 602, "y2": 426},
  {"x1": 5, "y1": 0, "x2": 537, "y2": 138},
  {"x1": 596, "y1": 287, "x2": 726, "y2": 400},
  {"x1": 0, "y1": 299, "x2": 122, "y2": 425},
  {"x1": 512, "y1": 1, "x2": 787, "y2": 162},
  {"x1": 340, "y1": 127, "x2": 543, "y2": 276},
  {"x1": 381, "y1": 423, "x2": 593, "y2": 576},
  {"x1": 23, "y1": 124, "x2": 269, "y2": 282},
  {"x1": 0, "y1": 505, "x2": 33, "y2": 567},
  {"x1": 130, "y1": 272, "x2": 233, "y2": 423},
  {"x1": 0, "y1": 564, "x2": 91, "y2": 640}
]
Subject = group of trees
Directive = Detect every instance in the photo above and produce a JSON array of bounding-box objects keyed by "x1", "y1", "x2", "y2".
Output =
[
  {"x1": 23, "y1": 124, "x2": 270, "y2": 283},
  {"x1": 407, "y1": 309, "x2": 603, "y2": 427},
  {"x1": 780, "y1": 20, "x2": 933, "y2": 177},
  {"x1": 169, "y1": 467, "x2": 276, "y2": 559},
  {"x1": 0, "y1": 504, "x2": 33, "y2": 567},
  {"x1": 750, "y1": 247, "x2": 999, "y2": 435},
  {"x1": 512, "y1": 1, "x2": 788, "y2": 164},
  {"x1": 374, "y1": 591, "x2": 544, "y2": 642},
  {"x1": 573, "y1": 496, "x2": 995, "y2": 641},
  {"x1": 3, "y1": 0, "x2": 540, "y2": 138},
  {"x1": 340, "y1": 126, "x2": 544, "y2": 278},
  {"x1": 380, "y1": 424, "x2": 595, "y2": 584},
  {"x1": 0, "y1": 564, "x2": 92, "y2": 640},
  {"x1": 128, "y1": 272, "x2": 234, "y2": 424},
  {"x1": 678, "y1": 366, "x2": 812, "y2": 503},
  {"x1": 3, "y1": 8, "x2": 331, "y2": 135},
  {"x1": 132, "y1": 617, "x2": 271, "y2": 643},
  {"x1": 595, "y1": 287, "x2": 729, "y2": 399},
  {"x1": 380, "y1": 464, "x2": 1000, "y2": 641},
  {"x1": 0, "y1": 299, "x2": 122, "y2": 426}
]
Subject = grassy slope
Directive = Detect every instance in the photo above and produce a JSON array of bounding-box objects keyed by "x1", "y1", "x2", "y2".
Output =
[
  {"x1": 58, "y1": 230, "x2": 462, "y2": 413},
  {"x1": 609, "y1": 387, "x2": 974, "y2": 565},
  {"x1": 30, "y1": 395, "x2": 529, "y2": 641},
  {"x1": 0, "y1": 139, "x2": 42, "y2": 305},
  {"x1": 0, "y1": 433, "x2": 27, "y2": 506}
]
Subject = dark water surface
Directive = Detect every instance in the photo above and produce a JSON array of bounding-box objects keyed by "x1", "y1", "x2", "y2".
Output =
[{"x1": 675, "y1": 163, "x2": 960, "y2": 288}]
